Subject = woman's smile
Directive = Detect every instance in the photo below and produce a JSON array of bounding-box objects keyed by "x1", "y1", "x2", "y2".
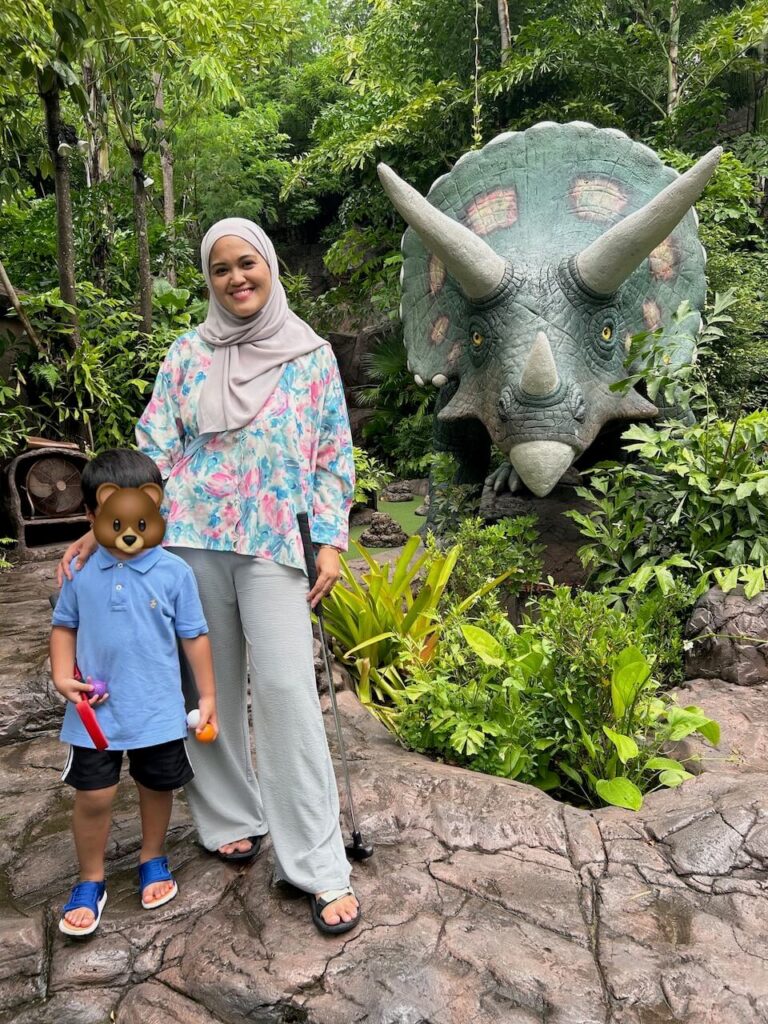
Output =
[{"x1": 209, "y1": 236, "x2": 272, "y2": 318}]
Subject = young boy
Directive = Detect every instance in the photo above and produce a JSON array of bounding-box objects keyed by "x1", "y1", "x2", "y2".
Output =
[{"x1": 51, "y1": 449, "x2": 217, "y2": 937}]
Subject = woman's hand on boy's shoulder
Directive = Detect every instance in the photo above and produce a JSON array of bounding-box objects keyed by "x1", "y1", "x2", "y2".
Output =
[{"x1": 57, "y1": 530, "x2": 98, "y2": 585}]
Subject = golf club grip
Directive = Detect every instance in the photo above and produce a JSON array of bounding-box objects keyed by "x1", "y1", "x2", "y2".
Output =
[
  {"x1": 296, "y1": 512, "x2": 318, "y2": 588},
  {"x1": 77, "y1": 699, "x2": 109, "y2": 750}
]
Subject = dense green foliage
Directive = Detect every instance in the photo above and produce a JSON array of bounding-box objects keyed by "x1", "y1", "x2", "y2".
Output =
[
  {"x1": 398, "y1": 589, "x2": 719, "y2": 810},
  {"x1": 322, "y1": 542, "x2": 719, "y2": 810},
  {"x1": 571, "y1": 413, "x2": 768, "y2": 589},
  {"x1": 425, "y1": 515, "x2": 544, "y2": 610},
  {"x1": 352, "y1": 445, "x2": 393, "y2": 505},
  {"x1": 1, "y1": 1, "x2": 765, "y2": 806},
  {"x1": 1, "y1": 0, "x2": 767, "y2": 453}
]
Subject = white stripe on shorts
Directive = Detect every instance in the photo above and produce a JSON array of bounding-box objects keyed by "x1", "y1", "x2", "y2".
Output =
[{"x1": 60, "y1": 745, "x2": 74, "y2": 783}]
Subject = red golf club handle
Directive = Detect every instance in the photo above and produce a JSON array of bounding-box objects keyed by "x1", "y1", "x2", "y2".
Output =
[
  {"x1": 77, "y1": 697, "x2": 109, "y2": 750},
  {"x1": 72, "y1": 662, "x2": 109, "y2": 750}
]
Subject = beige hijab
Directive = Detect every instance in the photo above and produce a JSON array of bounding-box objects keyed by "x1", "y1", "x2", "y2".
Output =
[{"x1": 195, "y1": 218, "x2": 328, "y2": 434}]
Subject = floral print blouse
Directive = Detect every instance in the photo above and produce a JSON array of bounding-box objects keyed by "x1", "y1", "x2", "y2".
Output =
[{"x1": 136, "y1": 330, "x2": 354, "y2": 572}]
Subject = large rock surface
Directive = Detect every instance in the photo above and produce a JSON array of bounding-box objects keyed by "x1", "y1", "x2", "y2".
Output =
[
  {"x1": 686, "y1": 585, "x2": 768, "y2": 685},
  {"x1": 2, "y1": 559, "x2": 768, "y2": 1022}
]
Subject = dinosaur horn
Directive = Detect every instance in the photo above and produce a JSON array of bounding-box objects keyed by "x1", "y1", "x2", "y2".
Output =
[
  {"x1": 574, "y1": 147, "x2": 722, "y2": 297},
  {"x1": 520, "y1": 331, "x2": 559, "y2": 396},
  {"x1": 378, "y1": 163, "x2": 508, "y2": 301}
]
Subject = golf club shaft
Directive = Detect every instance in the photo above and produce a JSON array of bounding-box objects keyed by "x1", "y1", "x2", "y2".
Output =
[{"x1": 296, "y1": 513, "x2": 361, "y2": 838}]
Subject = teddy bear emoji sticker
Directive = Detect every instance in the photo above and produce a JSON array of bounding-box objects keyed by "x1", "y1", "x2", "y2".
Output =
[{"x1": 92, "y1": 483, "x2": 166, "y2": 553}]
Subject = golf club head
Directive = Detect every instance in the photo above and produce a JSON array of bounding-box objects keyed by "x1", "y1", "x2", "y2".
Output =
[{"x1": 345, "y1": 832, "x2": 374, "y2": 860}]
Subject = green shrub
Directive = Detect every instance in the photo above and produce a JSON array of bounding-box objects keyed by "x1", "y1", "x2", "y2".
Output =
[
  {"x1": 356, "y1": 334, "x2": 436, "y2": 477},
  {"x1": 0, "y1": 539, "x2": 14, "y2": 572},
  {"x1": 623, "y1": 584, "x2": 697, "y2": 690},
  {"x1": 352, "y1": 446, "x2": 393, "y2": 506},
  {"x1": 0, "y1": 377, "x2": 29, "y2": 459},
  {"x1": 423, "y1": 452, "x2": 482, "y2": 535},
  {"x1": 2, "y1": 281, "x2": 204, "y2": 451},
  {"x1": 569, "y1": 412, "x2": 768, "y2": 597},
  {"x1": 396, "y1": 587, "x2": 719, "y2": 810},
  {"x1": 427, "y1": 515, "x2": 544, "y2": 608},
  {"x1": 321, "y1": 536, "x2": 509, "y2": 726}
]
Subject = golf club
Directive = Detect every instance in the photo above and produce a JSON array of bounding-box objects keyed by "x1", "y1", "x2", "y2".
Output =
[{"x1": 296, "y1": 511, "x2": 374, "y2": 861}]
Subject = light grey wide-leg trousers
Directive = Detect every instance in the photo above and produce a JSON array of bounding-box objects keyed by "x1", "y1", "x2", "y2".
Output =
[{"x1": 171, "y1": 547, "x2": 351, "y2": 894}]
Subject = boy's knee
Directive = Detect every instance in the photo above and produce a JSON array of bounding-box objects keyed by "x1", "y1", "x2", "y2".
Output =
[{"x1": 76, "y1": 786, "x2": 117, "y2": 813}]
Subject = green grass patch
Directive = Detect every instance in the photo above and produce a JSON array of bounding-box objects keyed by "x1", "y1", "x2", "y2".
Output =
[{"x1": 350, "y1": 497, "x2": 424, "y2": 550}]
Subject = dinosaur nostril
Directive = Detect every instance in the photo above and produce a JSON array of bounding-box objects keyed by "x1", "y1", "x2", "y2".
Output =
[
  {"x1": 498, "y1": 397, "x2": 509, "y2": 422},
  {"x1": 568, "y1": 385, "x2": 586, "y2": 422}
]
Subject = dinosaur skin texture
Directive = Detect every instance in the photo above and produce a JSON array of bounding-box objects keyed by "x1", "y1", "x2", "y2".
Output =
[{"x1": 378, "y1": 122, "x2": 719, "y2": 500}]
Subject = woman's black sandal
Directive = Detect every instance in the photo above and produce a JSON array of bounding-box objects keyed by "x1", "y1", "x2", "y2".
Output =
[
  {"x1": 310, "y1": 887, "x2": 361, "y2": 935},
  {"x1": 215, "y1": 835, "x2": 263, "y2": 862}
]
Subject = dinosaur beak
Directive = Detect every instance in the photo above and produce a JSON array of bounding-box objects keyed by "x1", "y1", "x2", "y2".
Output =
[
  {"x1": 573, "y1": 147, "x2": 721, "y2": 296},
  {"x1": 509, "y1": 441, "x2": 575, "y2": 497},
  {"x1": 377, "y1": 163, "x2": 508, "y2": 301}
]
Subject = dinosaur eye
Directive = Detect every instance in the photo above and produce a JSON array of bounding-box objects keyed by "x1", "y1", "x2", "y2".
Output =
[
  {"x1": 601, "y1": 324, "x2": 613, "y2": 342},
  {"x1": 138, "y1": 519, "x2": 146, "y2": 532},
  {"x1": 113, "y1": 519, "x2": 121, "y2": 532},
  {"x1": 471, "y1": 331, "x2": 484, "y2": 347}
]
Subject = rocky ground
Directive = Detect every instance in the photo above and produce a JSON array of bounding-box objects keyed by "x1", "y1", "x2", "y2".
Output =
[{"x1": 1, "y1": 556, "x2": 768, "y2": 1023}]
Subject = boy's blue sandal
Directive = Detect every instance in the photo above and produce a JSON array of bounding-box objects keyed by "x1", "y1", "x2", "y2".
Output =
[
  {"x1": 59, "y1": 881, "x2": 107, "y2": 937},
  {"x1": 310, "y1": 887, "x2": 361, "y2": 936},
  {"x1": 139, "y1": 856, "x2": 178, "y2": 910}
]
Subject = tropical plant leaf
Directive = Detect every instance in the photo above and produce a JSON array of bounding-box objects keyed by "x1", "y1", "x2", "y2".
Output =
[{"x1": 595, "y1": 777, "x2": 643, "y2": 811}]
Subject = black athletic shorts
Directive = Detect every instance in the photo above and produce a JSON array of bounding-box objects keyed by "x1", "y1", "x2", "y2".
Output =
[{"x1": 61, "y1": 739, "x2": 194, "y2": 792}]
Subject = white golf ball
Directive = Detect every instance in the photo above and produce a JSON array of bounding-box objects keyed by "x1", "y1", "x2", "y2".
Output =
[{"x1": 186, "y1": 709, "x2": 201, "y2": 729}]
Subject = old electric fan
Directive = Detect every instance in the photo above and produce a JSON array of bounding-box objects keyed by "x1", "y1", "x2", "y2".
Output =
[{"x1": 24, "y1": 456, "x2": 84, "y2": 517}]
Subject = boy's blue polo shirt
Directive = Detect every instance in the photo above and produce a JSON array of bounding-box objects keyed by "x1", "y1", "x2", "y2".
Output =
[{"x1": 52, "y1": 545, "x2": 208, "y2": 750}]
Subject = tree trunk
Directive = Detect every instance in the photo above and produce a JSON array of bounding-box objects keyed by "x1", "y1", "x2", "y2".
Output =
[
  {"x1": 154, "y1": 73, "x2": 177, "y2": 285},
  {"x1": 755, "y1": 37, "x2": 768, "y2": 218},
  {"x1": 0, "y1": 257, "x2": 45, "y2": 355},
  {"x1": 82, "y1": 60, "x2": 110, "y2": 187},
  {"x1": 40, "y1": 82, "x2": 81, "y2": 348},
  {"x1": 130, "y1": 146, "x2": 153, "y2": 336},
  {"x1": 497, "y1": 0, "x2": 511, "y2": 65},
  {"x1": 82, "y1": 59, "x2": 111, "y2": 290},
  {"x1": 667, "y1": 0, "x2": 681, "y2": 115}
]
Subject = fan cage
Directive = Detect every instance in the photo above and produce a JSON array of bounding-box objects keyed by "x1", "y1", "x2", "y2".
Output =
[
  {"x1": 25, "y1": 456, "x2": 84, "y2": 517},
  {"x1": 4, "y1": 447, "x2": 90, "y2": 558}
]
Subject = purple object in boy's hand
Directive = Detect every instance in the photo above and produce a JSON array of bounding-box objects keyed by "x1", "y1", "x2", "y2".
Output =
[{"x1": 89, "y1": 678, "x2": 109, "y2": 698}]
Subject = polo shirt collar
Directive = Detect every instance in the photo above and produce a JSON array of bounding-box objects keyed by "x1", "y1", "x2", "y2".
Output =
[{"x1": 95, "y1": 545, "x2": 163, "y2": 574}]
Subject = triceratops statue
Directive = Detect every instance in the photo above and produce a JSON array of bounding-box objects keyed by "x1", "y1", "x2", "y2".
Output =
[{"x1": 378, "y1": 121, "x2": 721, "y2": 497}]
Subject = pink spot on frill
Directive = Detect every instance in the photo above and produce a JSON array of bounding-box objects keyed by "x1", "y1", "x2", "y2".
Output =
[
  {"x1": 569, "y1": 177, "x2": 628, "y2": 222},
  {"x1": 463, "y1": 188, "x2": 518, "y2": 236},
  {"x1": 429, "y1": 256, "x2": 446, "y2": 295},
  {"x1": 643, "y1": 300, "x2": 662, "y2": 331},
  {"x1": 648, "y1": 237, "x2": 678, "y2": 281},
  {"x1": 430, "y1": 315, "x2": 450, "y2": 346}
]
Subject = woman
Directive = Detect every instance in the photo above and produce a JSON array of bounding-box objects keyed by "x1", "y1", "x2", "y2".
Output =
[{"x1": 59, "y1": 218, "x2": 359, "y2": 934}]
